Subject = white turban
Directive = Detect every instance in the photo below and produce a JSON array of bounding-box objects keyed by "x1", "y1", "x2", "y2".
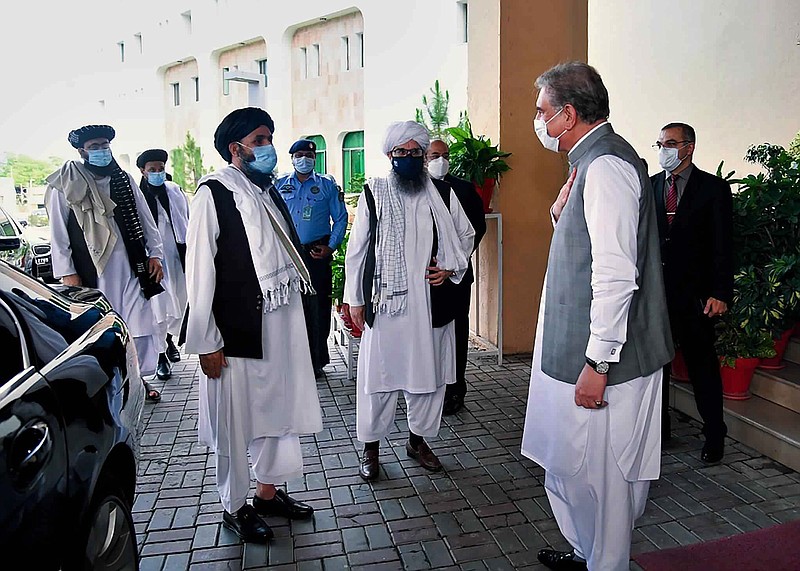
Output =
[{"x1": 382, "y1": 121, "x2": 430, "y2": 154}]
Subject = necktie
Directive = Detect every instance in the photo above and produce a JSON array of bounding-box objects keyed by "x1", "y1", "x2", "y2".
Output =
[{"x1": 665, "y1": 175, "x2": 678, "y2": 227}]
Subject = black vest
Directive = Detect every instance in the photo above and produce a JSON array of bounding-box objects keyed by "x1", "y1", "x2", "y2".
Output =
[{"x1": 203, "y1": 179, "x2": 264, "y2": 359}]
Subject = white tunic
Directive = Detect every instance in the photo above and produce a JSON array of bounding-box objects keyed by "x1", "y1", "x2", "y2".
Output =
[
  {"x1": 184, "y1": 181, "x2": 323, "y2": 455},
  {"x1": 149, "y1": 181, "x2": 188, "y2": 336},
  {"x1": 47, "y1": 171, "x2": 163, "y2": 339},
  {"x1": 344, "y1": 186, "x2": 474, "y2": 395}
]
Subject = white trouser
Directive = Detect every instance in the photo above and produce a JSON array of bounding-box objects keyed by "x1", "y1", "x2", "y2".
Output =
[
  {"x1": 216, "y1": 434, "x2": 303, "y2": 513},
  {"x1": 134, "y1": 335, "x2": 158, "y2": 378},
  {"x1": 544, "y1": 405, "x2": 651, "y2": 571},
  {"x1": 357, "y1": 384, "x2": 447, "y2": 442}
]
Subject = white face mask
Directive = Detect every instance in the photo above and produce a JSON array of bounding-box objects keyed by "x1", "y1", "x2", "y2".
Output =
[
  {"x1": 658, "y1": 146, "x2": 684, "y2": 172},
  {"x1": 534, "y1": 107, "x2": 566, "y2": 152},
  {"x1": 427, "y1": 157, "x2": 449, "y2": 179}
]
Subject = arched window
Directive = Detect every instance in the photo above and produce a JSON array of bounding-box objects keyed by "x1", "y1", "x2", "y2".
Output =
[
  {"x1": 342, "y1": 131, "x2": 364, "y2": 193},
  {"x1": 305, "y1": 134, "x2": 327, "y2": 174}
]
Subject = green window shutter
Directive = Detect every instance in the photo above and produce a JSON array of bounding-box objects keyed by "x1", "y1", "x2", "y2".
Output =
[
  {"x1": 305, "y1": 135, "x2": 327, "y2": 174},
  {"x1": 342, "y1": 131, "x2": 365, "y2": 193}
]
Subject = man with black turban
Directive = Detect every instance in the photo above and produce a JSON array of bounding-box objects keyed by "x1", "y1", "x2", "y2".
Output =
[
  {"x1": 137, "y1": 148, "x2": 190, "y2": 380},
  {"x1": 45, "y1": 124, "x2": 166, "y2": 403},
  {"x1": 183, "y1": 107, "x2": 323, "y2": 543}
]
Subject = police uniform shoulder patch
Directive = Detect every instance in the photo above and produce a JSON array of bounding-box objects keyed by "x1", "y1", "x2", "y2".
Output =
[
  {"x1": 339, "y1": 190, "x2": 345, "y2": 202},
  {"x1": 280, "y1": 183, "x2": 295, "y2": 192}
]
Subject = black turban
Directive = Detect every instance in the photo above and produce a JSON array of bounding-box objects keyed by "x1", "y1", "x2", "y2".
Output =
[
  {"x1": 213, "y1": 107, "x2": 275, "y2": 163},
  {"x1": 289, "y1": 139, "x2": 316, "y2": 154},
  {"x1": 68, "y1": 124, "x2": 115, "y2": 149},
  {"x1": 136, "y1": 148, "x2": 168, "y2": 169}
]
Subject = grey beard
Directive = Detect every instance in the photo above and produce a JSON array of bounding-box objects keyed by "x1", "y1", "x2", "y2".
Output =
[{"x1": 389, "y1": 170, "x2": 428, "y2": 195}]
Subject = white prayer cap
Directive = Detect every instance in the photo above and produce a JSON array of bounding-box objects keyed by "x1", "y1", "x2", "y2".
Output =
[{"x1": 382, "y1": 121, "x2": 430, "y2": 154}]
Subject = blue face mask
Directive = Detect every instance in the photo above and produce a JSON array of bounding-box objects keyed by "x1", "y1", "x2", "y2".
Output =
[
  {"x1": 240, "y1": 143, "x2": 278, "y2": 174},
  {"x1": 392, "y1": 155, "x2": 425, "y2": 180},
  {"x1": 293, "y1": 156, "x2": 316, "y2": 175},
  {"x1": 87, "y1": 148, "x2": 113, "y2": 167},
  {"x1": 147, "y1": 171, "x2": 167, "y2": 186}
]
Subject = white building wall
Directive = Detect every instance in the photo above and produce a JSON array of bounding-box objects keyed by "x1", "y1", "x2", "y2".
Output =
[
  {"x1": 588, "y1": 0, "x2": 800, "y2": 178},
  {"x1": 92, "y1": 1, "x2": 469, "y2": 180}
]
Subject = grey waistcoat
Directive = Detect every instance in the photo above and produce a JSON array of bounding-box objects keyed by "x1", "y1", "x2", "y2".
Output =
[{"x1": 541, "y1": 123, "x2": 673, "y2": 385}]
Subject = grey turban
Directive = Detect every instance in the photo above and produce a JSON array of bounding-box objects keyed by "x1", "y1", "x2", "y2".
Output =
[
  {"x1": 214, "y1": 107, "x2": 275, "y2": 163},
  {"x1": 382, "y1": 121, "x2": 430, "y2": 154}
]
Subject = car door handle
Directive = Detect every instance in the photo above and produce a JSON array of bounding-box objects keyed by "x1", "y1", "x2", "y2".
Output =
[
  {"x1": 12, "y1": 421, "x2": 53, "y2": 486},
  {"x1": 20, "y1": 422, "x2": 51, "y2": 469}
]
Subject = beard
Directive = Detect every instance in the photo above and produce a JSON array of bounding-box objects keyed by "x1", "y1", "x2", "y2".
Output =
[
  {"x1": 389, "y1": 169, "x2": 428, "y2": 195},
  {"x1": 239, "y1": 157, "x2": 274, "y2": 188}
]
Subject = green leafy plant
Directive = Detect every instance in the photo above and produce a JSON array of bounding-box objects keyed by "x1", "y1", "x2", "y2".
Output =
[
  {"x1": 415, "y1": 80, "x2": 450, "y2": 141},
  {"x1": 170, "y1": 132, "x2": 210, "y2": 193},
  {"x1": 345, "y1": 172, "x2": 366, "y2": 208},
  {"x1": 445, "y1": 117, "x2": 511, "y2": 184},
  {"x1": 330, "y1": 230, "x2": 349, "y2": 307}
]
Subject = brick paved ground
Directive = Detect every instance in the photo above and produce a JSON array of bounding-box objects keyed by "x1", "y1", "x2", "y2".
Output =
[{"x1": 134, "y1": 346, "x2": 800, "y2": 570}]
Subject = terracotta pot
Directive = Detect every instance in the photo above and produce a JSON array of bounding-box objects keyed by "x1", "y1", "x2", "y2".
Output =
[
  {"x1": 759, "y1": 328, "x2": 794, "y2": 370},
  {"x1": 340, "y1": 303, "x2": 362, "y2": 338},
  {"x1": 474, "y1": 178, "x2": 496, "y2": 213},
  {"x1": 720, "y1": 357, "x2": 760, "y2": 400},
  {"x1": 670, "y1": 348, "x2": 690, "y2": 381}
]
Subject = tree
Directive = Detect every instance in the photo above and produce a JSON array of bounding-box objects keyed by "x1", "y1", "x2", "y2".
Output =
[
  {"x1": 170, "y1": 132, "x2": 210, "y2": 193},
  {"x1": 415, "y1": 80, "x2": 451, "y2": 141},
  {"x1": 0, "y1": 154, "x2": 62, "y2": 187}
]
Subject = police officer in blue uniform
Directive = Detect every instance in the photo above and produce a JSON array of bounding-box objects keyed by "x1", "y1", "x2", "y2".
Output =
[{"x1": 276, "y1": 139, "x2": 348, "y2": 377}]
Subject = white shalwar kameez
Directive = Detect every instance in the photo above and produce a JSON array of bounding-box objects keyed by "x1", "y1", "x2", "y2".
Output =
[
  {"x1": 521, "y1": 130, "x2": 663, "y2": 571},
  {"x1": 344, "y1": 182, "x2": 474, "y2": 442},
  {"x1": 185, "y1": 170, "x2": 323, "y2": 514},
  {"x1": 149, "y1": 181, "x2": 189, "y2": 345},
  {"x1": 47, "y1": 169, "x2": 164, "y2": 377}
]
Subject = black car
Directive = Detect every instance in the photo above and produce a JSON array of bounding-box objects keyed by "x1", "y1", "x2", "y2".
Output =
[{"x1": 0, "y1": 257, "x2": 144, "y2": 570}]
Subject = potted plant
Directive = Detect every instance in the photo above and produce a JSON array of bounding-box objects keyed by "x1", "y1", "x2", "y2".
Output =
[
  {"x1": 729, "y1": 143, "x2": 800, "y2": 368},
  {"x1": 446, "y1": 118, "x2": 511, "y2": 213},
  {"x1": 715, "y1": 267, "x2": 778, "y2": 399}
]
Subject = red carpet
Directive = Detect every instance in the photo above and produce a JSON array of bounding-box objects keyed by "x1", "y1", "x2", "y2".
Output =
[{"x1": 633, "y1": 520, "x2": 800, "y2": 571}]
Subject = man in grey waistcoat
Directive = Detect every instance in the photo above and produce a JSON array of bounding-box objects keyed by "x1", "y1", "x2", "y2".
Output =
[{"x1": 521, "y1": 62, "x2": 673, "y2": 571}]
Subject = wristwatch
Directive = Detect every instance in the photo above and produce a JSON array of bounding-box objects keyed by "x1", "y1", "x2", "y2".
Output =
[{"x1": 586, "y1": 357, "x2": 610, "y2": 374}]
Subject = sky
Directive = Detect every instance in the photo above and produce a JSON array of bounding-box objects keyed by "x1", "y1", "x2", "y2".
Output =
[{"x1": 0, "y1": 3, "x2": 111, "y2": 162}]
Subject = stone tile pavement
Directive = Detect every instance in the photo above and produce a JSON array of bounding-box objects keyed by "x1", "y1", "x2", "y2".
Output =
[{"x1": 134, "y1": 345, "x2": 800, "y2": 570}]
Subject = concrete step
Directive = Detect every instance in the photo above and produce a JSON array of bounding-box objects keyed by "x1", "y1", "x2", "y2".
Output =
[
  {"x1": 751, "y1": 361, "x2": 800, "y2": 414},
  {"x1": 786, "y1": 336, "x2": 800, "y2": 365},
  {"x1": 670, "y1": 381, "x2": 800, "y2": 472}
]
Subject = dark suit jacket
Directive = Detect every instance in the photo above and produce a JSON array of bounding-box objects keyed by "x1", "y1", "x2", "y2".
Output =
[{"x1": 651, "y1": 166, "x2": 734, "y2": 316}]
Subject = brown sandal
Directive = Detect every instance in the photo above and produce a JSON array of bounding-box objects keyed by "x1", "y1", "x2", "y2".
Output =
[{"x1": 144, "y1": 380, "x2": 161, "y2": 403}]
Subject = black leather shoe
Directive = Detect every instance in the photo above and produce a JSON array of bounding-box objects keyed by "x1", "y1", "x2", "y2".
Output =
[
  {"x1": 253, "y1": 489, "x2": 314, "y2": 519},
  {"x1": 537, "y1": 549, "x2": 588, "y2": 570},
  {"x1": 166, "y1": 337, "x2": 181, "y2": 363},
  {"x1": 222, "y1": 505, "x2": 273, "y2": 543},
  {"x1": 359, "y1": 449, "x2": 380, "y2": 481},
  {"x1": 701, "y1": 440, "x2": 724, "y2": 464},
  {"x1": 406, "y1": 440, "x2": 442, "y2": 472},
  {"x1": 156, "y1": 353, "x2": 172, "y2": 380},
  {"x1": 442, "y1": 393, "x2": 465, "y2": 416}
]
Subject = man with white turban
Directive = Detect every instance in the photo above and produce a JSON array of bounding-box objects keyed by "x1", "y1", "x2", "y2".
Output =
[{"x1": 345, "y1": 121, "x2": 475, "y2": 480}]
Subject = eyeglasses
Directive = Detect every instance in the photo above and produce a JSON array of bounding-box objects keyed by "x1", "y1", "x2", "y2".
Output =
[
  {"x1": 391, "y1": 147, "x2": 424, "y2": 158},
  {"x1": 652, "y1": 140, "x2": 691, "y2": 150},
  {"x1": 84, "y1": 142, "x2": 110, "y2": 151}
]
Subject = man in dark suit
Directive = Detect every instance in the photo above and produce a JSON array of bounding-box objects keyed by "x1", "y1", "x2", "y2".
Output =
[
  {"x1": 427, "y1": 139, "x2": 487, "y2": 415},
  {"x1": 651, "y1": 122, "x2": 733, "y2": 464}
]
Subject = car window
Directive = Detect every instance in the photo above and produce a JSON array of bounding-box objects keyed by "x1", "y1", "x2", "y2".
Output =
[
  {"x1": 0, "y1": 301, "x2": 24, "y2": 385},
  {"x1": 0, "y1": 209, "x2": 17, "y2": 237}
]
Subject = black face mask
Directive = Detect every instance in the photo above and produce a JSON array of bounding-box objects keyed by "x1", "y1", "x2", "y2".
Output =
[{"x1": 392, "y1": 155, "x2": 425, "y2": 180}]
